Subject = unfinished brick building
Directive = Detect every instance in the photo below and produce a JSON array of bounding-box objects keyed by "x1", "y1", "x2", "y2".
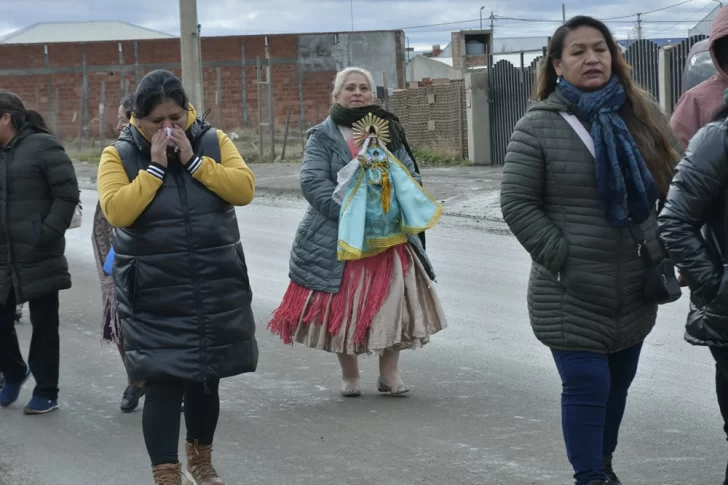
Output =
[{"x1": 0, "y1": 25, "x2": 406, "y2": 141}]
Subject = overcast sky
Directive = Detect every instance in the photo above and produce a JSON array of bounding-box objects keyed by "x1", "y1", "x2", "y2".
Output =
[{"x1": 0, "y1": 0, "x2": 721, "y2": 50}]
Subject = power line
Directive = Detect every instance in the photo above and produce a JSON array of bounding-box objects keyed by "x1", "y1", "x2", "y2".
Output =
[
  {"x1": 493, "y1": 16, "x2": 704, "y2": 24},
  {"x1": 641, "y1": 0, "x2": 696, "y2": 15},
  {"x1": 400, "y1": 18, "x2": 488, "y2": 31},
  {"x1": 598, "y1": 0, "x2": 696, "y2": 20},
  {"x1": 399, "y1": 0, "x2": 706, "y2": 32},
  {"x1": 647, "y1": 0, "x2": 714, "y2": 37}
]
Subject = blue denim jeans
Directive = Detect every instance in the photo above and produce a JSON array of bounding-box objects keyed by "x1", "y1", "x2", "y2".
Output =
[{"x1": 551, "y1": 342, "x2": 643, "y2": 485}]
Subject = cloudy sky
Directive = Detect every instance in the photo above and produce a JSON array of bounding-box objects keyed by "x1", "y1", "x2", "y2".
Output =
[{"x1": 0, "y1": 0, "x2": 721, "y2": 50}]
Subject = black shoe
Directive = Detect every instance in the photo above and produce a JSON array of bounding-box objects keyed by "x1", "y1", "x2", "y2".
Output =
[
  {"x1": 120, "y1": 385, "x2": 144, "y2": 413},
  {"x1": 604, "y1": 454, "x2": 622, "y2": 484},
  {"x1": 0, "y1": 373, "x2": 4, "y2": 389}
]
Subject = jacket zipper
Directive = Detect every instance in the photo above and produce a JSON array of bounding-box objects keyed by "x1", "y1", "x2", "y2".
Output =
[
  {"x1": 616, "y1": 225, "x2": 626, "y2": 343},
  {"x1": 3, "y1": 150, "x2": 16, "y2": 301},
  {"x1": 172, "y1": 166, "x2": 209, "y2": 387},
  {"x1": 2, "y1": 150, "x2": 13, "y2": 262}
]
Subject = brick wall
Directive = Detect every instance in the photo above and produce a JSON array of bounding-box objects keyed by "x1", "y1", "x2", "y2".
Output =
[{"x1": 0, "y1": 30, "x2": 405, "y2": 141}]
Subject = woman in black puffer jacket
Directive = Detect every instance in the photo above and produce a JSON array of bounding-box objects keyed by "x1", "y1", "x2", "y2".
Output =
[{"x1": 659, "y1": 97, "x2": 728, "y2": 485}]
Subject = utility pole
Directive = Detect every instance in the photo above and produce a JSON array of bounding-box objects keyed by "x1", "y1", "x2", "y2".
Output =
[
  {"x1": 490, "y1": 11, "x2": 495, "y2": 34},
  {"x1": 480, "y1": 6, "x2": 485, "y2": 30},
  {"x1": 179, "y1": 0, "x2": 204, "y2": 113},
  {"x1": 636, "y1": 12, "x2": 643, "y2": 41},
  {"x1": 562, "y1": 3, "x2": 566, "y2": 24},
  {"x1": 350, "y1": 0, "x2": 355, "y2": 31}
]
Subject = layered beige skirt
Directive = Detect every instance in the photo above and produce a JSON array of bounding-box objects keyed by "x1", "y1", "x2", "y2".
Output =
[{"x1": 268, "y1": 243, "x2": 446, "y2": 355}]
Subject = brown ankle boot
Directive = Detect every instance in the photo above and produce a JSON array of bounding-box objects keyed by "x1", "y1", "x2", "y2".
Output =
[
  {"x1": 185, "y1": 440, "x2": 224, "y2": 485},
  {"x1": 152, "y1": 463, "x2": 182, "y2": 485}
]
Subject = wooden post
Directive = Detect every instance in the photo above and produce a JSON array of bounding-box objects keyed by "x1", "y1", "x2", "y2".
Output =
[
  {"x1": 54, "y1": 88, "x2": 59, "y2": 137},
  {"x1": 265, "y1": 40, "x2": 275, "y2": 160},
  {"x1": 100, "y1": 81, "x2": 106, "y2": 148},
  {"x1": 256, "y1": 56, "x2": 263, "y2": 157},
  {"x1": 216, "y1": 66, "x2": 223, "y2": 129},
  {"x1": 81, "y1": 45, "x2": 89, "y2": 146},
  {"x1": 281, "y1": 106, "x2": 293, "y2": 160},
  {"x1": 118, "y1": 42, "x2": 125, "y2": 101},
  {"x1": 78, "y1": 94, "x2": 83, "y2": 152},
  {"x1": 241, "y1": 40, "x2": 247, "y2": 128}
]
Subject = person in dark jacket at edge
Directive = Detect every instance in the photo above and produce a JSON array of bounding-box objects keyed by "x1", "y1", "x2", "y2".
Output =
[
  {"x1": 501, "y1": 16, "x2": 680, "y2": 485},
  {"x1": 659, "y1": 94, "x2": 728, "y2": 485},
  {"x1": 668, "y1": 8, "x2": 728, "y2": 290},
  {"x1": 96, "y1": 70, "x2": 257, "y2": 485},
  {"x1": 0, "y1": 90, "x2": 79, "y2": 415}
]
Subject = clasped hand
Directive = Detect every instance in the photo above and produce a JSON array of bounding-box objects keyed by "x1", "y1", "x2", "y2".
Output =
[{"x1": 150, "y1": 126, "x2": 194, "y2": 167}]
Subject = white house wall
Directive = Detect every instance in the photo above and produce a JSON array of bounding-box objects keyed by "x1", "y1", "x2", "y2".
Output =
[{"x1": 406, "y1": 56, "x2": 462, "y2": 82}]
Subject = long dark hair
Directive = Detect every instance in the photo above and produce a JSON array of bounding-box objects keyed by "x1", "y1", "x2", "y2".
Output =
[
  {"x1": 536, "y1": 16, "x2": 679, "y2": 196},
  {"x1": 133, "y1": 70, "x2": 190, "y2": 119},
  {"x1": 120, "y1": 94, "x2": 134, "y2": 121},
  {"x1": 0, "y1": 90, "x2": 50, "y2": 133}
]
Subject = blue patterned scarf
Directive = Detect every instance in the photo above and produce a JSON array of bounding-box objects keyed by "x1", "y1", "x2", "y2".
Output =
[{"x1": 556, "y1": 75, "x2": 658, "y2": 226}]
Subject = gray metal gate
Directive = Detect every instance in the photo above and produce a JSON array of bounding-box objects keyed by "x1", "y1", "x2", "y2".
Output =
[
  {"x1": 666, "y1": 35, "x2": 708, "y2": 111},
  {"x1": 488, "y1": 55, "x2": 542, "y2": 166},
  {"x1": 624, "y1": 40, "x2": 660, "y2": 100}
]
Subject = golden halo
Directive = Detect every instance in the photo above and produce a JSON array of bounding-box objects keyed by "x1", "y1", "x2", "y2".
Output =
[{"x1": 352, "y1": 113, "x2": 391, "y2": 147}]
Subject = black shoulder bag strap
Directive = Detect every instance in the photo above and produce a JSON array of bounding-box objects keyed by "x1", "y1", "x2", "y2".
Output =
[
  {"x1": 626, "y1": 223, "x2": 654, "y2": 267},
  {"x1": 627, "y1": 222, "x2": 682, "y2": 304}
]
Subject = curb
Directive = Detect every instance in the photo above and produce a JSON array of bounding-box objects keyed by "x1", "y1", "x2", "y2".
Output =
[
  {"x1": 79, "y1": 177, "x2": 303, "y2": 198},
  {"x1": 78, "y1": 178, "x2": 507, "y2": 225}
]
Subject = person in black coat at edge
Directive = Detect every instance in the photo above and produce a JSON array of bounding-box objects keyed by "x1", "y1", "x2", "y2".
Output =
[
  {"x1": 659, "y1": 91, "x2": 728, "y2": 485},
  {"x1": 0, "y1": 91, "x2": 79, "y2": 415},
  {"x1": 97, "y1": 70, "x2": 257, "y2": 485}
]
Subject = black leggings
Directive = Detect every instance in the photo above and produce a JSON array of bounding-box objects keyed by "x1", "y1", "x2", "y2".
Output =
[
  {"x1": 711, "y1": 347, "x2": 728, "y2": 441},
  {"x1": 143, "y1": 379, "x2": 220, "y2": 466}
]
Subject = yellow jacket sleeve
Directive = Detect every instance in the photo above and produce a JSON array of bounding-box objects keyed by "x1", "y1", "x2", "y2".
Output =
[
  {"x1": 187, "y1": 130, "x2": 255, "y2": 206},
  {"x1": 97, "y1": 146, "x2": 164, "y2": 228}
]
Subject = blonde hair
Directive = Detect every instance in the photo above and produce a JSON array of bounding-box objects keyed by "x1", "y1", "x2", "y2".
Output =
[{"x1": 331, "y1": 67, "x2": 376, "y2": 103}]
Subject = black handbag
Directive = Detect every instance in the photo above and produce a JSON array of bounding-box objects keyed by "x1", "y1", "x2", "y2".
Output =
[{"x1": 627, "y1": 223, "x2": 682, "y2": 305}]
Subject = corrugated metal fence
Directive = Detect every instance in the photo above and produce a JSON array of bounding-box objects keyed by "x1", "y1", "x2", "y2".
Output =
[
  {"x1": 488, "y1": 36, "x2": 707, "y2": 166},
  {"x1": 624, "y1": 39, "x2": 660, "y2": 99},
  {"x1": 488, "y1": 56, "x2": 542, "y2": 167},
  {"x1": 666, "y1": 35, "x2": 708, "y2": 109}
]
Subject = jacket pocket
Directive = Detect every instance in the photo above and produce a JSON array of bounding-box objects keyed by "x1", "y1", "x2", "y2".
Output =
[
  {"x1": 301, "y1": 213, "x2": 322, "y2": 243},
  {"x1": 125, "y1": 259, "x2": 138, "y2": 313},
  {"x1": 534, "y1": 262, "x2": 566, "y2": 288},
  {"x1": 704, "y1": 265, "x2": 728, "y2": 325},
  {"x1": 31, "y1": 218, "x2": 42, "y2": 246},
  {"x1": 234, "y1": 244, "x2": 252, "y2": 292}
]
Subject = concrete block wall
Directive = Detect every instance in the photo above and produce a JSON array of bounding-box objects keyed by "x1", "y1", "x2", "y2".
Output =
[{"x1": 388, "y1": 81, "x2": 468, "y2": 159}]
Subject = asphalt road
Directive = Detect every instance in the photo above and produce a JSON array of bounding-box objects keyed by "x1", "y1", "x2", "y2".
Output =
[{"x1": 0, "y1": 189, "x2": 724, "y2": 485}]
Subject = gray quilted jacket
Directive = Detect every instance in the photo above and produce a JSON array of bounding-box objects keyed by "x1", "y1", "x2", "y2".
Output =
[
  {"x1": 289, "y1": 116, "x2": 434, "y2": 293},
  {"x1": 501, "y1": 91, "x2": 672, "y2": 353}
]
